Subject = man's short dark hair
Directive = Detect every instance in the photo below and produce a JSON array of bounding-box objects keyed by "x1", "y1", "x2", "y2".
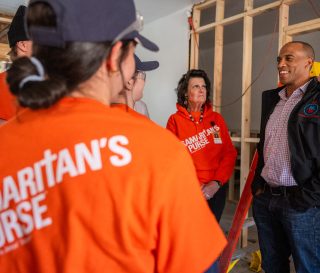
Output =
[{"x1": 288, "y1": 41, "x2": 315, "y2": 60}]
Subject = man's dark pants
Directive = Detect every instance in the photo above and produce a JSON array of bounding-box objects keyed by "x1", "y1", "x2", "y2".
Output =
[{"x1": 252, "y1": 190, "x2": 320, "y2": 273}]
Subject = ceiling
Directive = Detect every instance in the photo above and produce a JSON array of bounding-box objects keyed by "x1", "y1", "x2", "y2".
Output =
[
  {"x1": 0, "y1": 0, "x2": 197, "y2": 22},
  {"x1": 135, "y1": 0, "x2": 197, "y2": 23},
  {"x1": 1, "y1": 0, "x2": 318, "y2": 56},
  {"x1": 0, "y1": 0, "x2": 198, "y2": 60}
]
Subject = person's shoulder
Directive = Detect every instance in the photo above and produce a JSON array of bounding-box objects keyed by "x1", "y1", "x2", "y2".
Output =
[
  {"x1": 134, "y1": 100, "x2": 147, "y2": 108},
  {"x1": 1, "y1": 102, "x2": 187, "y2": 161},
  {"x1": 0, "y1": 71, "x2": 9, "y2": 90},
  {"x1": 0, "y1": 71, "x2": 6, "y2": 80},
  {"x1": 168, "y1": 112, "x2": 178, "y2": 119},
  {"x1": 210, "y1": 110, "x2": 222, "y2": 120},
  {"x1": 210, "y1": 112, "x2": 229, "y2": 129},
  {"x1": 167, "y1": 109, "x2": 183, "y2": 123},
  {"x1": 262, "y1": 86, "x2": 282, "y2": 96},
  {"x1": 308, "y1": 77, "x2": 320, "y2": 92},
  {"x1": 206, "y1": 105, "x2": 223, "y2": 120}
]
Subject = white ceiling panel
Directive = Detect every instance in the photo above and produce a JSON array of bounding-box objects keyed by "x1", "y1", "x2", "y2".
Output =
[{"x1": 0, "y1": 0, "x2": 196, "y2": 21}]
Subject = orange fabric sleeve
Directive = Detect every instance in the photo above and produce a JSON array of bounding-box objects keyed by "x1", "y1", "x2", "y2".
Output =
[
  {"x1": 0, "y1": 72, "x2": 16, "y2": 121},
  {"x1": 166, "y1": 115, "x2": 177, "y2": 135}
]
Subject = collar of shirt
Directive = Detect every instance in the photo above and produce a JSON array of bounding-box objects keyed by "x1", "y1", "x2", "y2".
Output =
[{"x1": 279, "y1": 79, "x2": 311, "y2": 101}]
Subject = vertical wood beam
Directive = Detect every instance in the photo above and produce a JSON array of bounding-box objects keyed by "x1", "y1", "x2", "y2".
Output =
[
  {"x1": 241, "y1": 0, "x2": 253, "y2": 197},
  {"x1": 240, "y1": 0, "x2": 253, "y2": 248},
  {"x1": 0, "y1": 43, "x2": 9, "y2": 61},
  {"x1": 278, "y1": 3, "x2": 290, "y2": 51},
  {"x1": 213, "y1": 0, "x2": 225, "y2": 113},
  {"x1": 190, "y1": 8, "x2": 201, "y2": 69}
]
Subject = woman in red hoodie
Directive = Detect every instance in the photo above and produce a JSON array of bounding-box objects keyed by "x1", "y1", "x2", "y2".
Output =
[{"x1": 167, "y1": 69, "x2": 237, "y2": 222}]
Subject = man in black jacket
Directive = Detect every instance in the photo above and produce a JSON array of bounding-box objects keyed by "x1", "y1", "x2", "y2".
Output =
[{"x1": 252, "y1": 41, "x2": 320, "y2": 273}]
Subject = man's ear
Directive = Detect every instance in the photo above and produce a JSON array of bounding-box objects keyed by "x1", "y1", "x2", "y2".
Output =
[
  {"x1": 106, "y1": 41, "x2": 122, "y2": 72},
  {"x1": 16, "y1": 41, "x2": 28, "y2": 54},
  {"x1": 306, "y1": 57, "x2": 314, "y2": 71}
]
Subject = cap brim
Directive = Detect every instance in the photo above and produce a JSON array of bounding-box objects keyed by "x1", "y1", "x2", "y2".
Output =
[
  {"x1": 134, "y1": 33, "x2": 159, "y2": 52},
  {"x1": 121, "y1": 31, "x2": 159, "y2": 51},
  {"x1": 137, "y1": 60, "x2": 159, "y2": 71},
  {"x1": 134, "y1": 54, "x2": 159, "y2": 71},
  {"x1": 122, "y1": 31, "x2": 159, "y2": 52}
]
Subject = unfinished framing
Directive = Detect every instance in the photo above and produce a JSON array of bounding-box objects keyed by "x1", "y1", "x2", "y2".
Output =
[
  {"x1": 0, "y1": 14, "x2": 12, "y2": 61},
  {"x1": 190, "y1": 0, "x2": 320, "y2": 246}
]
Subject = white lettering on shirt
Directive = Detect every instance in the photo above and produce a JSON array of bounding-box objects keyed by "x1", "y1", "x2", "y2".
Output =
[{"x1": 0, "y1": 136, "x2": 132, "y2": 254}]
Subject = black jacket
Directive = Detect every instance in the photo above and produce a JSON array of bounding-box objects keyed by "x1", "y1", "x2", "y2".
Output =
[{"x1": 252, "y1": 77, "x2": 320, "y2": 209}]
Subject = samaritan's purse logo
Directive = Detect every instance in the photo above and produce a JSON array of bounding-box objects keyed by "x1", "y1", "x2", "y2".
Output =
[{"x1": 303, "y1": 103, "x2": 319, "y2": 116}]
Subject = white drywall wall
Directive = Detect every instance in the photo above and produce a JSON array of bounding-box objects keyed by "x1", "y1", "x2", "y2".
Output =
[{"x1": 135, "y1": 6, "x2": 192, "y2": 127}]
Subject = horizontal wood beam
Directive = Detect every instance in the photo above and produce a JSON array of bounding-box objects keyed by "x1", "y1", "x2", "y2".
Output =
[
  {"x1": 195, "y1": 13, "x2": 244, "y2": 34},
  {"x1": 285, "y1": 18, "x2": 320, "y2": 36},
  {"x1": 248, "y1": 0, "x2": 300, "y2": 17},
  {"x1": 193, "y1": 0, "x2": 301, "y2": 34},
  {"x1": 244, "y1": 137, "x2": 260, "y2": 143},
  {"x1": 231, "y1": 137, "x2": 260, "y2": 143},
  {"x1": 231, "y1": 137, "x2": 241, "y2": 142},
  {"x1": 194, "y1": 0, "x2": 216, "y2": 11},
  {"x1": 0, "y1": 15, "x2": 12, "y2": 24}
]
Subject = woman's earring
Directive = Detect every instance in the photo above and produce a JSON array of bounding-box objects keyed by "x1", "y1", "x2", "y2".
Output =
[{"x1": 184, "y1": 95, "x2": 188, "y2": 105}]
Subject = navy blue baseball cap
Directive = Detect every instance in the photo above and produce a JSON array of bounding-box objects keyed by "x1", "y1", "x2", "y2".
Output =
[
  {"x1": 27, "y1": 0, "x2": 159, "y2": 52},
  {"x1": 134, "y1": 55, "x2": 159, "y2": 71},
  {"x1": 7, "y1": 5, "x2": 29, "y2": 48}
]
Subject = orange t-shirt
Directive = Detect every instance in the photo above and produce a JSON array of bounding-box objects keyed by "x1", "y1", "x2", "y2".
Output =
[
  {"x1": 0, "y1": 97, "x2": 226, "y2": 273},
  {"x1": 0, "y1": 72, "x2": 16, "y2": 121}
]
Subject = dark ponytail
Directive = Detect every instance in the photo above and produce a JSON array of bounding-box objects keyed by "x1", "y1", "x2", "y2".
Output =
[
  {"x1": 6, "y1": 2, "x2": 131, "y2": 110},
  {"x1": 7, "y1": 57, "x2": 68, "y2": 109}
]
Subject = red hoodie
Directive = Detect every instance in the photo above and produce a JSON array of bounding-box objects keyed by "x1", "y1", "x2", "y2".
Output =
[{"x1": 166, "y1": 103, "x2": 237, "y2": 184}]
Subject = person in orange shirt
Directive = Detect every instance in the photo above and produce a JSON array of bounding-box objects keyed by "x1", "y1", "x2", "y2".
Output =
[
  {"x1": 0, "y1": 1, "x2": 226, "y2": 273},
  {"x1": 112, "y1": 54, "x2": 158, "y2": 119},
  {"x1": 167, "y1": 69, "x2": 237, "y2": 222},
  {"x1": 0, "y1": 5, "x2": 32, "y2": 124}
]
